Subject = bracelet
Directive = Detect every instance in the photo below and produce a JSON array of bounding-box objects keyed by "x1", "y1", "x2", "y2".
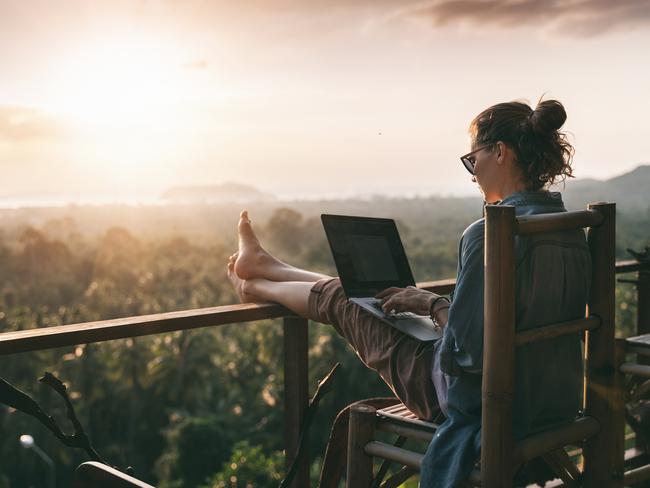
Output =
[
  {"x1": 429, "y1": 296, "x2": 450, "y2": 318},
  {"x1": 431, "y1": 304, "x2": 450, "y2": 330}
]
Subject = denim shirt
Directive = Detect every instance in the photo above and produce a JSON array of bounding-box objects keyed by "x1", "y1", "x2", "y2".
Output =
[{"x1": 420, "y1": 191, "x2": 591, "y2": 487}]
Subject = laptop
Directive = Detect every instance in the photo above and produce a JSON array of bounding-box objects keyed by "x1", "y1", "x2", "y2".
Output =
[{"x1": 321, "y1": 214, "x2": 442, "y2": 342}]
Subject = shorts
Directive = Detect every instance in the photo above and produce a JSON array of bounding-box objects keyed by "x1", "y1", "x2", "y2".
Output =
[{"x1": 307, "y1": 277, "x2": 440, "y2": 421}]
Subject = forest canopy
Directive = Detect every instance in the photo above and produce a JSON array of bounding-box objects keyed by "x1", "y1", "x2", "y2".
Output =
[{"x1": 0, "y1": 195, "x2": 647, "y2": 487}]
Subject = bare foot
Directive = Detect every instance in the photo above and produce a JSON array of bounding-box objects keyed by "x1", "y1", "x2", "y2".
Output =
[
  {"x1": 234, "y1": 210, "x2": 287, "y2": 280},
  {"x1": 227, "y1": 257, "x2": 259, "y2": 303}
]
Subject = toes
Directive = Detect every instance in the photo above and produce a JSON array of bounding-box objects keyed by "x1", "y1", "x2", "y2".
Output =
[{"x1": 238, "y1": 211, "x2": 258, "y2": 242}]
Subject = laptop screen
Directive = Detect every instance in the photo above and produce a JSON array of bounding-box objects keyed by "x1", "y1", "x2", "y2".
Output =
[{"x1": 321, "y1": 214, "x2": 416, "y2": 297}]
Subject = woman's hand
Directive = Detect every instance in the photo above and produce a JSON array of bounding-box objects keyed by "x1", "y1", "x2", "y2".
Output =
[{"x1": 375, "y1": 286, "x2": 438, "y2": 317}]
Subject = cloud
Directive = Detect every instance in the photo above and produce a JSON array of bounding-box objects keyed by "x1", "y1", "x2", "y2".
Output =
[
  {"x1": 0, "y1": 107, "x2": 68, "y2": 141},
  {"x1": 407, "y1": 0, "x2": 650, "y2": 37}
]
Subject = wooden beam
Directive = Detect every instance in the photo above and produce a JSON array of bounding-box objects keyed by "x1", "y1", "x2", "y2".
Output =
[
  {"x1": 616, "y1": 259, "x2": 649, "y2": 274},
  {"x1": 347, "y1": 404, "x2": 376, "y2": 488},
  {"x1": 416, "y1": 278, "x2": 457, "y2": 295},
  {"x1": 516, "y1": 209, "x2": 603, "y2": 235},
  {"x1": 515, "y1": 316, "x2": 600, "y2": 346},
  {"x1": 637, "y1": 264, "x2": 650, "y2": 356},
  {"x1": 515, "y1": 317, "x2": 600, "y2": 346},
  {"x1": 514, "y1": 416, "x2": 600, "y2": 465},
  {"x1": 482, "y1": 205, "x2": 517, "y2": 488},
  {"x1": 283, "y1": 317, "x2": 309, "y2": 488},
  {"x1": 364, "y1": 441, "x2": 423, "y2": 471},
  {"x1": 583, "y1": 202, "x2": 620, "y2": 487},
  {"x1": 620, "y1": 363, "x2": 650, "y2": 378},
  {"x1": 0, "y1": 302, "x2": 293, "y2": 355},
  {"x1": 612, "y1": 339, "x2": 627, "y2": 488}
]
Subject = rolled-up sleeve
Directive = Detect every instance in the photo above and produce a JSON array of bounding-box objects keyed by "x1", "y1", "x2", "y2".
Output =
[{"x1": 439, "y1": 220, "x2": 485, "y2": 376}]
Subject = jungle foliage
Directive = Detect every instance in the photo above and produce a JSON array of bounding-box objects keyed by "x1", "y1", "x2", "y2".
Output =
[{"x1": 0, "y1": 196, "x2": 646, "y2": 487}]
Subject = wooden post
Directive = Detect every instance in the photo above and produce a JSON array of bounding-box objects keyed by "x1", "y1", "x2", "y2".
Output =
[
  {"x1": 346, "y1": 404, "x2": 376, "y2": 488},
  {"x1": 637, "y1": 265, "x2": 650, "y2": 352},
  {"x1": 283, "y1": 316, "x2": 309, "y2": 488},
  {"x1": 482, "y1": 205, "x2": 517, "y2": 488},
  {"x1": 583, "y1": 202, "x2": 618, "y2": 487},
  {"x1": 636, "y1": 264, "x2": 650, "y2": 452},
  {"x1": 612, "y1": 338, "x2": 627, "y2": 487}
]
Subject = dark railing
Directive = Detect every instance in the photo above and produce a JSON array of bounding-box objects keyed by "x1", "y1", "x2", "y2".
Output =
[{"x1": 0, "y1": 263, "x2": 646, "y2": 487}]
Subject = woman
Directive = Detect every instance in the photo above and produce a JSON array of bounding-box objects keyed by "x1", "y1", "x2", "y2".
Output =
[{"x1": 227, "y1": 99, "x2": 591, "y2": 487}]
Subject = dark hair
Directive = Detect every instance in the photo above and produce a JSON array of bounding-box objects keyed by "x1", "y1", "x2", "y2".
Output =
[{"x1": 469, "y1": 99, "x2": 575, "y2": 190}]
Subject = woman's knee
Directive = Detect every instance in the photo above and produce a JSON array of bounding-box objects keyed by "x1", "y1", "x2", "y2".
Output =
[{"x1": 308, "y1": 278, "x2": 350, "y2": 325}]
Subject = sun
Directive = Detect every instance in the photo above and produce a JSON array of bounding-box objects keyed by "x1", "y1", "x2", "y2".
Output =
[
  {"x1": 48, "y1": 33, "x2": 188, "y2": 129},
  {"x1": 41, "y1": 31, "x2": 202, "y2": 177}
]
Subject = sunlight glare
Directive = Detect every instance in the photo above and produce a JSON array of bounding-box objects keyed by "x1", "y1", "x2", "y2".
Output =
[
  {"x1": 49, "y1": 33, "x2": 190, "y2": 129},
  {"x1": 44, "y1": 32, "x2": 202, "y2": 176}
]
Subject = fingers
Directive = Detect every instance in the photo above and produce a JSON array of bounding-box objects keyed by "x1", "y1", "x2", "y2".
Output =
[
  {"x1": 381, "y1": 297, "x2": 398, "y2": 313},
  {"x1": 381, "y1": 294, "x2": 408, "y2": 313},
  {"x1": 375, "y1": 287, "x2": 403, "y2": 299}
]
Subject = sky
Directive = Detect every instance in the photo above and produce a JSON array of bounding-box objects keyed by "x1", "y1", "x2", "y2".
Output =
[{"x1": 1, "y1": 0, "x2": 649, "y2": 203}]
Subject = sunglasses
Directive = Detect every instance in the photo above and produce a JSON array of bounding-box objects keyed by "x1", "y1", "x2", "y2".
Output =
[{"x1": 460, "y1": 144, "x2": 493, "y2": 175}]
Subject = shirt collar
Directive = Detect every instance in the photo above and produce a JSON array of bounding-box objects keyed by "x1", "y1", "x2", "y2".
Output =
[{"x1": 497, "y1": 190, "x2": 565, "y2": 208}]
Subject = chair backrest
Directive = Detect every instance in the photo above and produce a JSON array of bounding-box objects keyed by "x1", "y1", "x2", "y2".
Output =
[{"x1": 481, "y1": 202, "x2": 619, "y2": 487}]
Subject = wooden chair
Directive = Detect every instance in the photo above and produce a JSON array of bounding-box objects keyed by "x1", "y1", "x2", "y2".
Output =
[
  {"x1": 345, "y1": 202, "x2": 623, "y2": 487},
  {"x1": 73, "y1": 462, "x2": 155, "y2": 488}
]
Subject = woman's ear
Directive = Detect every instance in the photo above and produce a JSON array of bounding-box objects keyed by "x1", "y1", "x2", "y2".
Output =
[{"x1": 495, "y1": 141, "x2": 506, "y2": 164}]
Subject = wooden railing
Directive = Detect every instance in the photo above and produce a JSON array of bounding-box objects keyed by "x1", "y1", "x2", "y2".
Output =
[{"x1": 0, "y1": 264, "x2": 646, "y2": 487}]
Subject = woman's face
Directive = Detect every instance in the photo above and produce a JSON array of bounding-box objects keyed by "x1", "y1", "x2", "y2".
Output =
[
  {"x1": 471, "y1": 143, "x2": 501, "y2": 203},
  {"x1": 470, "y1": 140, "x2": 524, "y2": 203}
]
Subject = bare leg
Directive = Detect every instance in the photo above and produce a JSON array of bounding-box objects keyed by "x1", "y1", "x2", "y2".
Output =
[
  {"x1": 226, "y1": 212, "x2": 440, "y2": 421},
  {"x1": 234, "y1": 210, "x2": 331, "y2": 283},
  {"x1": 228, "y1": 259, "x2": 314, "y2": 317}
]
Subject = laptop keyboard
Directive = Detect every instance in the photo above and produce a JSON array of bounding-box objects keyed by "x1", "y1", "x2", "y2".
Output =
[{"x1": 369, "y1": 300, "x2": 419, "y2": 320}]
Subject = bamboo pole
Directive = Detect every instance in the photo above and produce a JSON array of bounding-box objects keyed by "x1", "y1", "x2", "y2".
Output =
[
  {"x1": 364, "y1": 441, "x2": 423, "y2": 470},
  {"x1": 583, "y1": 202, "x2": 619, "y2": 487},
  {"x1": 283, "y1": 316, "x2": 309, "y2": 488},
  {"x1": 619, "y1": 363, "x2": 650, "y2": 378},
  {"x1": 630, "y1": 258, "x2": 650, "y2": 453},
  {"x1": 347, "y1": 404, "x2": 376, "y2": 488},
  {"x1": 515, "y1": 316, "x2": 600, "y2": 346},
  {"x1": 637, "y1": 265, "x2": 650, "y2": 365},
  {"x1": 516, "y1": 209, "x2": 603, "y2": 235},
  {"x1": 612, "y1": 339, "x2": 627, "y2": 487},
  {"x1": 482, "y1": 205, "x2": 517, "y2": 488},
  {"x1": 638, "y1": 266, "x2": 650, "y2": 335},
  {"x1": 514, "y1": 416, "x2": 599, "y2": 464}
]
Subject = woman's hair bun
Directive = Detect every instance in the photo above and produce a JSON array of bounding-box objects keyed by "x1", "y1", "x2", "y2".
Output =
[{"x1": 530, "y1": 99, "x2": 567, "y2": 135}]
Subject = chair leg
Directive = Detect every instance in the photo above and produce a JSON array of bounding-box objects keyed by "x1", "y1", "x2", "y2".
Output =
[{"x1": 347, "y1": 404, "x2": 376, "y2": 488}]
